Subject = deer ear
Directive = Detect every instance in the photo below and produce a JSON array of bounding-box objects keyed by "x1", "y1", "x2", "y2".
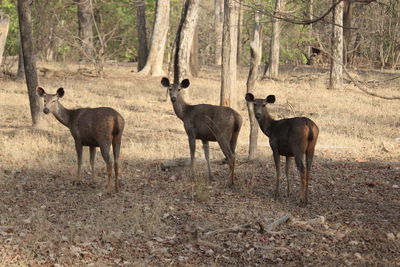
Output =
[
  {"x1": 56, "y1": 88, "x2": 64, "y2": 98},
  {"x1": 266, "y1": 95, "x2": 276, "y2": 104},
  {"x1": 161, "y1": 77, "x2": 170, "y2": 87},
  {"x1": 36, "y1": 87, "x2": 46, "y2": 97},
  {"x1": 180, "y1": 79, "x2": 190, "y2": 88},
  {"x1": 245, "y1": 93, "x2": 255, "y2": 102}
]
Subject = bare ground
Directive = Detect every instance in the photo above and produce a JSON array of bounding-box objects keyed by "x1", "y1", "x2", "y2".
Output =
[{"x1": 0, "y1": 62, "x2": 399, "y2": 266}]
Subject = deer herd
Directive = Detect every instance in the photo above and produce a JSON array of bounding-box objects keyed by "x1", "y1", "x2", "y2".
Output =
[{"x1": 36, "y1": 77, "x2": 319, "y2": 206}]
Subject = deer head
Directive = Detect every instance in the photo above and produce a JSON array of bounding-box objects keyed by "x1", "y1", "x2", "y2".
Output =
[
  {"x1": 245, "y1": 93, "x2": 276, "y2": 120},
  {"x1": 36, "y1": 87, "x2": 65, "y2": 114},
  {"x1": 161, "y1": 77, "x2": 190, "y2": 103}
]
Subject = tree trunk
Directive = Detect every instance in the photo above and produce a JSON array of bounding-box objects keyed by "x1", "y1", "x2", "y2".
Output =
[
  {"x1": 173, "y1": 0, "x2": 200, "y2": 100},
  {"x1": 176, "y1": 0, "x2": 200, "y2": 81},
  {"x1": 136, "y1": 0, "x2": 148, "y2": 71},
  {"x1": 329, "y1": 0, "x2": 343, "y2": 89},
  {"x1": 77, "y1": 0, "x2": 94, "y2": 61},
  {"x1": 0, "y1": 13, "x2": 9, "y2": 68},
  {"x1": 343, "y1": 0, "x2": 352, "y2": 67},
  {"x1": 138, "y1": 0, "x2": 169, "y2": 77},
  {"x1": 190, "y1": 25, "x2": 199, "y2": 77},
  {"x1": 236, "y1": 0, "x2": 243, "y2": 65},
  {"x1": 214, "y1": 0, "x2": 223, "y2": 65},
  {"x1": 307, "y1": 0, "x2": 313, "y2": 60},
  {"x1": 17, "y1": 0, "x2": 41, "y2": 126},
  {"x1": 16, "y1": 43, "x2": 25, "y2": 80},
  {"x1": 220, "y1": 0, "x2": 238, "y2": 109},
  {"x1": 265, "y1": 0, "x2": 284, "y2": 79},
  {"x1": 246, "y1": 12, "x2": 262, "y2": 160}
]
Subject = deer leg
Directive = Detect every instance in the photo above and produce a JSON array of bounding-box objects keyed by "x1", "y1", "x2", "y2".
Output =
[
  {"x1": 100, "y1": 144, "x2": 113, "y2": 194},
  {"x1": 202, "y1": 140, "x2": 212, "y2": 181},
  {"x1": 73, "y1": 142, "x2": 83, "y2": 185},
  {"x1": 188, "y1": 135, "x2": 196, "y2": 179},
  {"x1": 285, "y1": 157, "x2": 292, "y2": 197},
  {"x1": 112, "y1": 139, "x2": 121, "y2": 193},
  {"x1": 89, "y1": 146, "x2": 96, "y2": 180},
  {"x1": 272, "y1": 150, "x2": 281, "y2": 199},
  {"x1": 305, "y1": 148, "x2": 315, "y2": 205},
  {"x1": 294, "y1": 154, "x2": 306, "y2": 206}
]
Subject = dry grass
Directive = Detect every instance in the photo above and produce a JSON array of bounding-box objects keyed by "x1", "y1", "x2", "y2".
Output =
[{"x1": 0, "y1": 62, "x2": 399, "y2": 266}]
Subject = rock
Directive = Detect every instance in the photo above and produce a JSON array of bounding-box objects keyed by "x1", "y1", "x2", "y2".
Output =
[
  {"x1": 354, "y1": 253, "x2": 362, "y2": 260},
  {"x1": 387, "y1": 233, "x2": 395, "y2": 241}
]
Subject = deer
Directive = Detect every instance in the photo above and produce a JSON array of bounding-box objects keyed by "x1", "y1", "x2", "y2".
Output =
[
  {"x1": 245, "y1": 93, "x2": 319, "y2": 205},
  {"x1": 36, "y1": 87, "x2": 125, "y2": 194},
  {"x1": 161, "y1": 77, "x2": 242, "y2": 186}
]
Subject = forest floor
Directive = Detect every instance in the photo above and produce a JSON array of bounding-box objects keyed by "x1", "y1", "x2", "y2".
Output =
[{"x1": 0, "y1": 62, "x2": 399, "y2": 266}]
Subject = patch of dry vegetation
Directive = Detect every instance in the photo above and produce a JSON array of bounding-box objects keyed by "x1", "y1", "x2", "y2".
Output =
[{"x1": 0, "y1": 62, "x2": 399, "y2": 266}]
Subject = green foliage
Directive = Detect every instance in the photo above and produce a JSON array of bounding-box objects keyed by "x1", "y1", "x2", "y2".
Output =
[{"x1": 0, "y1": 0, "x2": 19, "y2": 56}]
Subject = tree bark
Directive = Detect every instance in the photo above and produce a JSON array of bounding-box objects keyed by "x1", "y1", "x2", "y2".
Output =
[
  {"x1": 176, "y1": 0, "x2": 200, "y2": 81},
  {"x1": 246, "y1": 12, "x2": 262, "y2": 160},
  {"x1": 138, "y1": 0, "x2": 169, "y2": 77},
  {"x1": 265, "y1": 0, "x2": 284, "y2": 79},
  {"x1": 236, "y1": 0, "x2": 243, "y2": 65},
  {"x1": 307, "y1": 0, "x2": 313, "y2": 60},
  {"x1": 329, "y1": 0, "x2": 343, "y2": 89},
  {"x1": 343, "y1": 0, "x2": 352, "y2": 66},
  {"x1": 136, "y1": 0, "x2": 148, "y2": 71},
  {"x1": 214, "y1": 0, "x2": 223, "y2": 65},
  {"x1": 77, "y1": 0, "x2": 94, "y2": 61},
  {"x1": 220, "y1": 0, "x2": 238, "y2": 109},
  {"x1": 190, "y1": 25, "x2": 199, "y2": 77},
  {"x1": 0, "y1": 13, "x2": 10, "y2": 68},
  {"x1": 16, "y1": 43, "x2": 25, "y2": 80},
  {"x1": 17, "y1": 0, "x2": 41, "y2": 126}
]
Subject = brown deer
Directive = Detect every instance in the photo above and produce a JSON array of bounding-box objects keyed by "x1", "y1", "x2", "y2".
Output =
[
  {"x1": 245, "y1": 93, "x2": 319, "y2": 205},
  {"x1": 36, "y1": 87, "x2": 125, "y2": 193},
  {"x1": 161, "y1": 77, "x2": 242, "y2": 186}
]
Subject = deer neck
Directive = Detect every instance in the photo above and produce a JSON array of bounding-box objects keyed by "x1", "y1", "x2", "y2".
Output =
[
  {"x1": 259, "y1": 109, "x2": 276, "y2": 137},
  {"x1": 172, "y1": 94, "x2": 188, "y2": 121},
  {"x1": 52, "y1": 102, "x2": 73, "y2": 128}
]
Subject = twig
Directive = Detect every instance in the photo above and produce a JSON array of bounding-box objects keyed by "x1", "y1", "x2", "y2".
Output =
[{"x1": 265, "y1": 214, "x2": 292, "y2": 232}]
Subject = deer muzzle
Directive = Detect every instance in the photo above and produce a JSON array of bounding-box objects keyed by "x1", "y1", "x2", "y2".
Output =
[
  {"x1": 171, "y1": 96, "x2": 177, "y2": 102},
  {"x1": 43, "y1": 108, "x2": 50, "y2": 114},
  {"x1": 255, "y1": 113, "x2": 261, "y2": 120}
]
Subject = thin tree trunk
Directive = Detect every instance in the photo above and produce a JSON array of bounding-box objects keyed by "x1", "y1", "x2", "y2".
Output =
[
  {"x1": 214, "y1": 0, "x2": 223, "y2": 65},
  {"x1": 139, "y1": 0, "x2": 169, "y2": 77},
  {"x1": 220, "y1": 0, "x2": 238, "y2": 109},
  {"x1": 136, "y1": 0, "x2": 148, "y2": 71},
  {"x1": 265, "y1": 0, "x2": 284, "y2": 79},
  {"x1": 329, "y1": 0, "x2": 343, "y2": 89},
  {"x1": 307, "y1": 0, "x2": 313, "y2": 60},
  {"x1": 0, "y1": 13, "x2": 9, "y2": 68},
  {"x1": 16, "y1": 43, "x2": 25, "y2": 80},
  {"x1": 77, "y1": 0, "x2": 94, "y2": 61},
  {"x1": 17, "y1": 0, "x2": 41, "y2": 126},
  {"x1": 343, "y1": 0, "x2": 352, "y2": 67},
  {"x1": 236, "y1": 0, "x2": 243, "y2": 65},
  {"x1": 190, "y1": 25, "x2": 199, "y2": 77},
  {"x1": 247, "y1": 12, "x2": 262, "y2": 160}
]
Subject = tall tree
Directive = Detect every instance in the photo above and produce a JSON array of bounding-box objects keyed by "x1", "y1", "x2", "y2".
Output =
[
  {"x1": 329, "y1": 0, "x2": 344, "y2": 89},
  {"x1": 343, "y1": 0, "x2": 352, "y2": 66},
  {"x1": 136, "y1": 0, "x2": 148, "y2": 71},
  {"x1": 77, "y1": 0, "x2": 94, "y2": 60},
  {"x1": 0, "y1": 13, "x2": 9, "y2": 68},
  {"x1": 17, "y1": 0, "x2": 41, "y2": 126},
  {"x1": 189, "y1": 25, "x2": 199, "y2": 77},
  {"x1": 246, "y1": 12, "x2": 262, "y2": 160},
  {"x1": 236, "y1": 0, "x2": 243, "y2": 65},
  {"x1": 264, "y1": 0, "x2": 284, "y2": 79},
  {"x1": 138, "y1": 0, "x2": 169, "y2": 76},
  {"x1": 173, "y1": 0, "x2": 200, "y2": 100},
  {"x1": 220, "y1": 0, "x2": 238, "y2": 109},
  {"x1": 214, "y1": 0, "x2": 223, "y2": 65}
]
